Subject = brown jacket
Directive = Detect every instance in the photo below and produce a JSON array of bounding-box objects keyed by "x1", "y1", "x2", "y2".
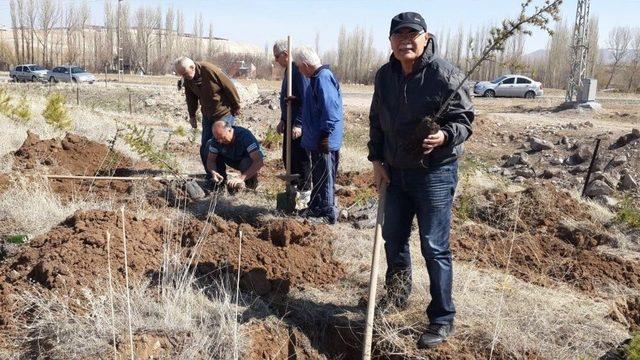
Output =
[{"x1": 184, "y1": 61, "x2": 241, "y2": 120}]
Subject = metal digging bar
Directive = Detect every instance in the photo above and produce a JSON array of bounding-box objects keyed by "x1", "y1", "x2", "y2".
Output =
[{"x1": 276, "y1": 35, "x2": 299, "y2": 213}]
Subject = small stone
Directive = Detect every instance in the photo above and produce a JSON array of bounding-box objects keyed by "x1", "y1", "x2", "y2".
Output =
[
  {"x1": 529, "y1": 137, "x2": 554, "y2": 151},
  {"x1": 184, "y1": 180, "x2": 205, "y2": 200},
  {"x1": 568, "y1": 165, "x2": 589, "y2": 174},
  {"x1": 566, "y1": 145, "x2": 592, "y2": 165},
  {"x1": 591, "y1": 172, "x2": 616, "y2": 188},
  {"x1": 503, "y1": 154, "x2": 521, "y2": 167},
  {"x1": 61, "y1": 139, "x2": 73, "y2": 150},
  {"x1": 619, "y1": 174, "x2": 638, "y2": 190},
  {"x1": 594, "y1": 195, "x2": 619, "y2": 208},
  {"x1": 515, "y1": 168, "x2": 536, "y2": 179},
  {"x1": 585, "y1": 180, "x2": 614, "y2": 197},
  {"x1": 550, "y1": 158, "x2": 564, "y2": 166},
  {"x1": 541, "y1": 168, "x2": 562, "y2": 179},
  {"x1": 609, "y1": 154, "x2": 628, "y2": 167}
]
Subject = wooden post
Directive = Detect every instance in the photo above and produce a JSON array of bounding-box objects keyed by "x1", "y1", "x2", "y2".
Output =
[
  {"x1": 285, "y1": 36, "x2": 293, "y2": 192},
  {"x1": 129, "y1": 92, "x2": 132, "y2": 114},
  {"x1": 76, "y1": 84, "x2": 80, "y2": 105},
  {"x1": 363, "y1": 181, "x2": 388, "y2": 360},
  {"x1": 104, "y1": 65, "x2": 108, "y2": 87}
]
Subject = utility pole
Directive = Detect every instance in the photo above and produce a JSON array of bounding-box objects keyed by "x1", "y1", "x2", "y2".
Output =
[
  {"x1": 117, "y1": 0, "x2": 123, "y2": 82},
  {"x1": 565, "y1": 0, "x2": 591, "y2": 103}
]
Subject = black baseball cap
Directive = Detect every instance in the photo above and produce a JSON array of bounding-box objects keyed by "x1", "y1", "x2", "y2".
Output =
[{"x1": 389, "y1": 12, "x2": 427, "y2": 36}]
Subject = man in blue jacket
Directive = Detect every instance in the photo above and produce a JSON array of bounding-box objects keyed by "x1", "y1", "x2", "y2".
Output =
[
  {"x1": 368, "y1": 12, "x2": 474, "y2": 348},
  {"x1": 273, "y1": 40, "x2": 312, "y2": 206},
  {"x1": 293, "y1": 45, "x2": 344, "y2": 224}
]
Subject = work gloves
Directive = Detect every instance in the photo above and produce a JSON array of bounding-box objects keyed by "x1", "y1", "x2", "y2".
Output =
[{"x1": 319, "y1": 134, "x2": 330, "y2": 154}]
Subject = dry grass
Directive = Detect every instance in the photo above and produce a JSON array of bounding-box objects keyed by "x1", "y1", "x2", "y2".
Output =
[
  {"x1": 14, "y1": 277, "x2": 246, "y2": 359},
  {"x1": 0, "y1": 177, "x2": 107, "y2": 238},
  {"x1": 339, "y1": 145, "x2": 370, "y2": 173},
  {"x1": 11, "y1": 205, "x2": 256, "y2": 360},
  {"x1": 371, "y1": 261, "x2": 629, "y2": 359}
]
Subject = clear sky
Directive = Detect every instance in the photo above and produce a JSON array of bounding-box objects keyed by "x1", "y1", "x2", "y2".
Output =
[{"x1": 1, "y1": 0, "x2": 639, "y2": 55}]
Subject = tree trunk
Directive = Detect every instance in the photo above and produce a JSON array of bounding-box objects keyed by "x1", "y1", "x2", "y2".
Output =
[{"x1": 605, "y1": 63, "x2": 618, "y2": 89}]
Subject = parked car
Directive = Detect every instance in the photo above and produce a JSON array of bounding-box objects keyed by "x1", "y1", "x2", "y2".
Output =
[
  {"x1": 9, "y1": 64, "x2": 48, "y2": 82},
  {"x1": 47, "y1": 65, "x2": 96, "y2": 84},
  {"x1": 473, "y1": 75, "x2": 543, "y2": 99}
]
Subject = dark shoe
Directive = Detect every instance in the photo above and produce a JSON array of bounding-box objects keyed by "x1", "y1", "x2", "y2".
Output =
[
  {"x1": 417, "y1": 323, "x2": 454, "y2": 349},
  {"x1": 305, "y1": 215, "x2": 336, "y2": 225},
  {"x1": 300, "y1": 208, "x2": 336, "y2": 225}
]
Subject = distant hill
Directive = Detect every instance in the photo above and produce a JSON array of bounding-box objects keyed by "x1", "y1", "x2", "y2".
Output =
[{"x1": 523, "y1": 48, "x2": 637, "y2": 64}]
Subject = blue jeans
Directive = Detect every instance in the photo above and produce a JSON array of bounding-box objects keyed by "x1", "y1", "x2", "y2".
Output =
[
  {"x1": 309, "y1": 150, "x2": 339, "y2": 221},
  {"x1": 382, "y1": 161, "x2": 458, "y2": 325},
  {"x1": 201, "y1": 114, "x2": 235, "y2": 179}
]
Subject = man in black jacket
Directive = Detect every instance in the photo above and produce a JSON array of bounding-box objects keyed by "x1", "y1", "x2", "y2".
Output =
[{"x1": 367, "y1": 12, "x2": 474, "y2": 348}]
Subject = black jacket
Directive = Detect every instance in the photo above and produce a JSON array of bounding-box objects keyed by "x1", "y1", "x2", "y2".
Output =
[{"x1": 367, "y1": 42, "x2": 474, "y2": 169}]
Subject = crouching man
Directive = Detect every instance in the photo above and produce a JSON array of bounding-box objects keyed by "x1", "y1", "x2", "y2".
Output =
[{"x1": 206, "y1": 118, "x2": 264, "y2": 192}]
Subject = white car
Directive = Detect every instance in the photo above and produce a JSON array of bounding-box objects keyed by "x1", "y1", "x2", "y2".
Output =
[
  {"x1": 9, "y1": 64, "x2": 48, "y2": 82},
  {"x1": 474, "y1": 75, "x2": 544, "y2": 99},
  {"x1": 48, "y1": 65, "x2": 96, "y2": 84}
]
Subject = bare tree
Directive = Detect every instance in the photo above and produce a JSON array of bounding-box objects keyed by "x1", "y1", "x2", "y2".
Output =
[
  {"x1": 134, "y1": 6, "x2": 160, "y2": 72},
  {"x1": 605, "y1": 26, "x2": 632, "y2": 89},
  {"x1": 208, "y1": 22, "x2": 214, "y2": 58},
  {"x1": 154, "y1": 6, "x2": 163, "y2": 72},
  {"x1": 175, "y1": 9, "x2": 184, "y2": 57},
  {"x1": 585, "y1": 15, "x2": 599, "y2": 78},
  {"x1": 17, "y1": 0, "x2": 27, "y2": 64},
  {"x1": 626, "y1": 28, "x2": 640, "y2": 91},
  {"x1": 9, "y1": 0, "x2": 21, "y2": 64},
  {"x1": 26, "y1": 0, "x2": 37, "y2": 63},
  {"x1": 543, "y1": 20, "x2": 571, "y2": 88},
  {"x1": 164, "y1": 6, "x2": 175, "y2": 62},
  {"x1": 64, "y1": 2, "x2": 80, "y2": 64},
  {"x1": 335, "y1": 25, "x2": 385, "y2": 84},
  {"x1": 38, "y1": 0, "x2": 61, "y2": 66},
  {"x1": 104, "y1": 0, "x2": 115, "y2": 67},
  {"x1": 79, "y1": 2, "x2": 91, "y2": 66}
]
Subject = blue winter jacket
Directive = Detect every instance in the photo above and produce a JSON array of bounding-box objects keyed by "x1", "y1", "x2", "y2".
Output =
[
  {"x1": 301, "y1": 65, "x2": 344, "y2": 152},
  {"x1": 279, "y1": 62, "x2": 309, "y2": 128}
]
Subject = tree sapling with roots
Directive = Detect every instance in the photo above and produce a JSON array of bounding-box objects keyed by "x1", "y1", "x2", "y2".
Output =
[{"x1": 405, "y1": 0, "x2": 562, "y2": 168}]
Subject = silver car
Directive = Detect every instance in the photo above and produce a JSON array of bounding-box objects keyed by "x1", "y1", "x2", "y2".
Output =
[
  {"x1": 47, "y1": 65, "x2": 96, "y2": 84},
  {"x1": 473, "y1": 75, "x2": 543, "y2": 99},
  {"x1": 10, "y1": 64, "x2": 48, "y2": 82}
]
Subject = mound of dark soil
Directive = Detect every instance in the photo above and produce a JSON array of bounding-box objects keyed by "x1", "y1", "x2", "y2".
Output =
[
  {"x1": 13, "y1": 131, "x2": 136, "y2": 175},
  {"x1": 0, "y1": 210, "x2": 344, "y2": 328}
]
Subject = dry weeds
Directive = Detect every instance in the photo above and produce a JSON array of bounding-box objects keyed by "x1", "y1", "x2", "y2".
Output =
[{"x1": 0, "y1": 177, "x2": 107, "y2": 237}]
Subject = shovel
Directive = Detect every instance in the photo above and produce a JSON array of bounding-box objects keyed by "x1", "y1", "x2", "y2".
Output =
[
  {"x1": 362, "y1": 180, "x2": 388, "y2": 360},
  {"x1": 276, "y1": 35, "x2": 298, "y2": 214}
]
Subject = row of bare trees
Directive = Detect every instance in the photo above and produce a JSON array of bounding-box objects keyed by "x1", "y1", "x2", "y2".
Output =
[
  {"x1": 4, "y1": 2, "x2": 640, "y2": 91},
  {"x1": 6, "y1": 0, "x2": 262, "y2": 74},
  {"x1": 435, "y1": 19, "x2": 640, "y2": 92}
]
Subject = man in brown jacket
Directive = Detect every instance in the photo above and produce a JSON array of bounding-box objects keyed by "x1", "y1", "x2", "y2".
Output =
[{"x1": 174, "y1": 56, "x2": 242, "y2": 181}]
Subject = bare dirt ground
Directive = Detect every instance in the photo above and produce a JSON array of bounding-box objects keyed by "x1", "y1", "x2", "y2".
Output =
[{"x1": 0, "y1": 77, "x2": 639, "y2": 359}]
